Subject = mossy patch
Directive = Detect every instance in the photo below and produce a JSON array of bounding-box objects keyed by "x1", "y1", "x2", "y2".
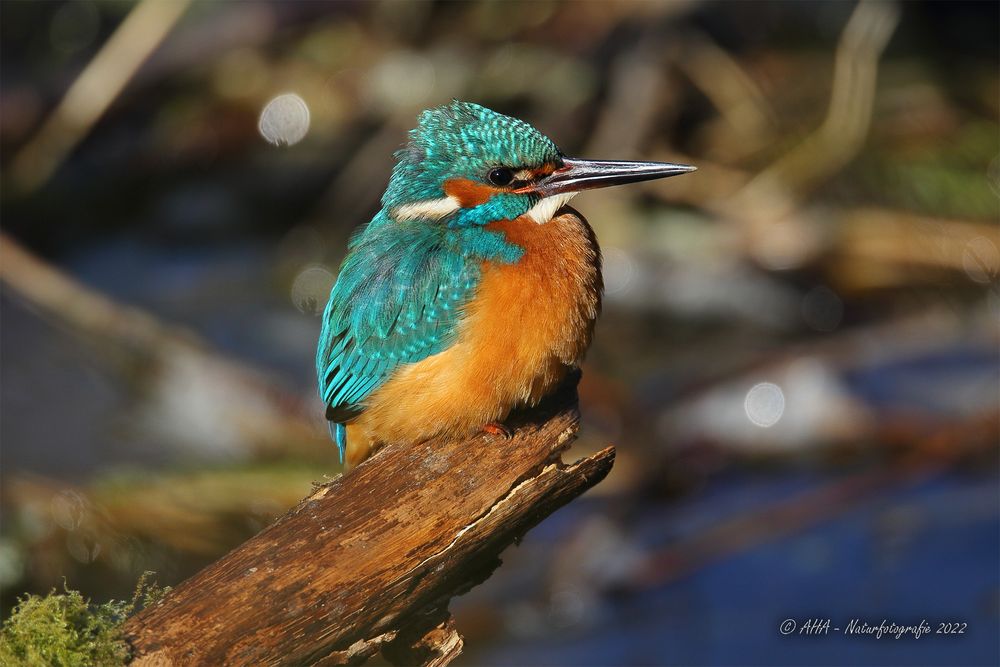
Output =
[{"x1": 0, "y1": 573, "x2": 169, "y2": 667}]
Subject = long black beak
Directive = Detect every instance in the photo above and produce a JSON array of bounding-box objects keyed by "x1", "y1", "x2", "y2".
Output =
[{"x1": 523, "y1": 158, "x2": 696, "y2": 197}]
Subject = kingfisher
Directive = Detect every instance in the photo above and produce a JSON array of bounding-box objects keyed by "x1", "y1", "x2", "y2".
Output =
[{"x1": 316, "y1": 101, "x2": 694, "y2": 469}]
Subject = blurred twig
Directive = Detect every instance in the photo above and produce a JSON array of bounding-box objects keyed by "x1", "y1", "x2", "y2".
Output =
[
  {"x1": 730, "y1": 0, "x2": 901, "y2": 220},
  {"x1": 832, "y1": 208, "x2": 1000, "y2": 291},
  {"x1": 585, "y1": 30, "x2": 672, "y2": 158},
  {"x1": 0, "y1": 233, "x2": 326, "y2": 460},
  {"x1": 676, "y1": 30, "x2": 778, "y2": 155},
  {"x1": 9, "y1": 0, "x2": 192, "y2": 193}
]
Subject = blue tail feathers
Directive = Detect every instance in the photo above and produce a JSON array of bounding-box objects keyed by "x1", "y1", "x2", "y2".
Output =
[{"x1": 328, "y1": 422, "x2": 347, "y2": 465}]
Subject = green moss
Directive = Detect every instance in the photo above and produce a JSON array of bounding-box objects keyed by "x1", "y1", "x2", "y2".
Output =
[{"x1": 0, "y1": 573, "x2": 169, "y2": 667}]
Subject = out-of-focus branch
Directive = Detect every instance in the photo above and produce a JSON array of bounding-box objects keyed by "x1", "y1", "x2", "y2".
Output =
[
  {"x1": 731, "y1": 0, "x2": 901, "y2": 219},
  {"x1": 10, "y1": 0, "x2": 192, "y2": 193},
  {"x1": 584, "y1": 31, "x2": 672, "y2": 158},
  {"x1": 0, "y1": 233, "x2": 325, "y2": 460},
  {"x1": 0, "y1": 232, "x2": 169, "y2": 355},
  {"x1": 832, "y1": 208, "x2": 1000, "y2": 291},
  {"x1": 644, "y1": 0, "x2": 901, "y2": 272},
  {"x1": 676, "y1": 30, "x2": 778, "y2": 154}
]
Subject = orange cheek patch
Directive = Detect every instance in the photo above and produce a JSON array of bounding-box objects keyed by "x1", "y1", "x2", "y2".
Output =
[{"x1": 443, "y1": 178, "x2": 496, "y2": 207}]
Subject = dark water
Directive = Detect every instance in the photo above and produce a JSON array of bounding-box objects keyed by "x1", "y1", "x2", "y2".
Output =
[{"x1": 458, "y1": 471, "x2": 1000, "y2": 667}]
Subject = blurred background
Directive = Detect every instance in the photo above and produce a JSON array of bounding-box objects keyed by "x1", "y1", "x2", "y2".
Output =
[{"x1": 1, "y1": 1, "x2": 997, "y2": 665}]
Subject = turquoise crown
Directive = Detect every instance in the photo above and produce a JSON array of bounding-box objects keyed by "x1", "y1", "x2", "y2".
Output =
[{"x1": 382, "y1": 101, "x2": 562, "y2": 210}]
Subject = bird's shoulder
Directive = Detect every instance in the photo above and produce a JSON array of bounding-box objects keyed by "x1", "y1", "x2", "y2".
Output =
[{"x1": 315, "y1": 215, "x2": 481, "y2": 416}]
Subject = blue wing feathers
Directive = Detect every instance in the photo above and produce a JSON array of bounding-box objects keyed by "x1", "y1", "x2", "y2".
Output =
[{"x1": 316, "y1": 218, "x2": 481, "y2": 433}]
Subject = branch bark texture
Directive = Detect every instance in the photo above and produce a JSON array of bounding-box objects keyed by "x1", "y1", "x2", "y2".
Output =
[{"x1": 123, "y1": 379, "x2": 614, "y2": 666}]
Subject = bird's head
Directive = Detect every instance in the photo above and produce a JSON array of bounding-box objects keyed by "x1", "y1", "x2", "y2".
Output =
[{"x1": 382, "y1": 101, "x2": 694, "y2": 227}]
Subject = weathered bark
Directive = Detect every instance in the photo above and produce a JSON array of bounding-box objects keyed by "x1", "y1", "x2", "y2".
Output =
[{"x1": 123, "y1": 377, "x2": 614, "y2": 666}]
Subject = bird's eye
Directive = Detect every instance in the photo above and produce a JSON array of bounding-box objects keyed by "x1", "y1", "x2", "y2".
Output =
[{"x1": 487, "y1": 167, "x2": 514, "y2": 186}]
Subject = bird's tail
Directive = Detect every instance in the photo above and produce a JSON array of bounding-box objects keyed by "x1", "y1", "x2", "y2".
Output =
[{"x1": 328, "y1": 422, "x2": 347, "y2": 465}]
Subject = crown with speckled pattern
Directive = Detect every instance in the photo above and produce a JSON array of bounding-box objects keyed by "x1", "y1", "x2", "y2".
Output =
[{"x1": 384, "y1": 101, "x2": 561, "y2": 208}]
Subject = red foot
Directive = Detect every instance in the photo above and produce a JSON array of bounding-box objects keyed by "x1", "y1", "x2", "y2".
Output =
[{"x1": 482, "y1": 422, "x2": 512, "y2": 438}]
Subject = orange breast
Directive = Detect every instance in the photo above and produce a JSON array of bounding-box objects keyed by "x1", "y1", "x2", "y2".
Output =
[{"x1": 343, "y1": 208, "x2": 602, "y2": 467}]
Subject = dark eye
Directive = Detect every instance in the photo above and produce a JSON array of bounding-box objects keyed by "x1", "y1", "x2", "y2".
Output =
[{"x1": 487, "y1": 167, "x2": 514, "y2": 186}]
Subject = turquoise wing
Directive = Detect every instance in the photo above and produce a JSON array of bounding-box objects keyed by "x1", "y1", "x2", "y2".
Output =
[{"x1": 315, "y1": 218, "x2": 480, "y2": 459}]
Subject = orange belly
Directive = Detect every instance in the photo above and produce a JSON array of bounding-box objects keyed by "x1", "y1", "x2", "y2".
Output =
[{"x1": 343, "y1": 207, "x2": 602, "y2": 467}]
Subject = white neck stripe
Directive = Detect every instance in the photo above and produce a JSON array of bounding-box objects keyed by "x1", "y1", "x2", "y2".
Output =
[
  {"x1": 394, "y1": 196, "x2": 461, "y2": 221},
  {"x1": 394, "y1": 192, "x2": 576, "y2": 225},
  {"x1": 526, "y1": 192, "x2": 576, "y2": 224}
]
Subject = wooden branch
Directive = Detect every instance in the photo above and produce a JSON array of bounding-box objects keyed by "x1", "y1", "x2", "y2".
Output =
[{"x1": 123, "y1": 377, "x2": 614, "y2": 666}]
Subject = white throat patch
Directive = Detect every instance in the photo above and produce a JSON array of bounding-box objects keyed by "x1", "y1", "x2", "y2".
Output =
[{"x1": 526, "y1": 192, "x2": 577, "y2": 225}]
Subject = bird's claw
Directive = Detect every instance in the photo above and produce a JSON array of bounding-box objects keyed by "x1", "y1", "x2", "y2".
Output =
[{"x1": 482, "y1": 422, "x2": 513, "y2": 439}]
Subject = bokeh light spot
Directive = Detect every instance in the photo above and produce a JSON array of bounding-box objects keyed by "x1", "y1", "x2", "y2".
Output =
[
  {"x1": 365, "y1": 51, "x2": 436, "y2": 111},
  {"x1": 962, "y1": 236, "x2": 999, "y2": 284},
  {"x1": 259, "y1": 93, "x2": 311, "y2": 146},
  {"x1": 50, "y1": 1, "x2": 100, "y2": 55},
  {"x1": 0, "y1": 539, "x2": 25, "y2": 588},
  {"x1": 50, "y1": 490, "x2": 86, "y2": 531},
  {"x1": 602, "y1": 246, "x2": 635, "y2": 296},
  {"x1": 66, "y1": 533, "x2": 101, "y2": 564},
  {"x1": 744, "y1": 382, "x2": 785, "y2": 428},
  {"x1": 291, "y1": 265, "x2": 335, "y2": 314},
  {"x1": 987, "y1": 154, "x2": 1000, "y2": 199}
]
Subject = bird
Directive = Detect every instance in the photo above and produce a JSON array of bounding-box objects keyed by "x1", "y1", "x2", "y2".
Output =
[{"x1": 316, "y1": 101, "x2": 694, "y2": 470}]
